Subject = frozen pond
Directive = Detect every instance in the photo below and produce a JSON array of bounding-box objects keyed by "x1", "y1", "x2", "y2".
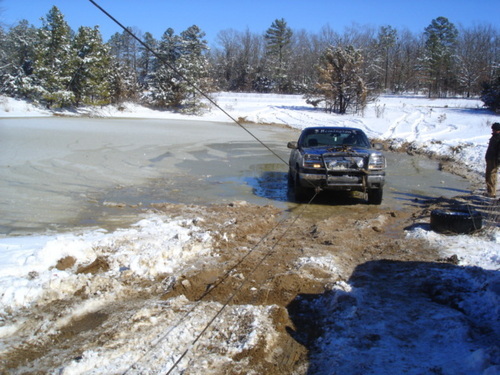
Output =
[{"x1": 0, "y1": 117, "x2": 471, "y2": 235}]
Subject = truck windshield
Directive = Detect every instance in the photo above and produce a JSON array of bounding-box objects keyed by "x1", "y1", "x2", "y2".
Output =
[{"x1": 300, "y1": 129, "x2": 370, "y2": 148}]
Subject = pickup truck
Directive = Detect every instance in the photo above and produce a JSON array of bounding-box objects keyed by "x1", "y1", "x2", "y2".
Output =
[{"x1": 287, "y1": 126, "x2": 386, "y2": 204}]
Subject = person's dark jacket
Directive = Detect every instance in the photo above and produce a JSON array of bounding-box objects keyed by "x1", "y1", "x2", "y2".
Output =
[{"x1": 485, "y1": 133, "x2": 500, "y2": 164}]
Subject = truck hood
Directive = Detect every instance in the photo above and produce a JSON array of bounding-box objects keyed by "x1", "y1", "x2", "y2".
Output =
[{"x1": 302, "y1": 146, "x2": 373, "y2": 155}]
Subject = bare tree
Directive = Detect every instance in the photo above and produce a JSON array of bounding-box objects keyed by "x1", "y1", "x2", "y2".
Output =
[
  {"x1": 456, "y1": 24, "x2": 498, "y2": 97},
  {"x1": 210, "y1": 28, "x2": 264, "y2": 92},
  {"x1": 377, "y1": 26, "x2": 397, "y2": 91},
  {"x1": 288, "y1": 29, "x2": 321, "y2": 92}
]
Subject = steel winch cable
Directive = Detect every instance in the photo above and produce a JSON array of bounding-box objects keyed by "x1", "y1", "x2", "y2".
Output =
[
  {"x1": 164, "y1": 195, "x2": 318, "y2": 375},
  {"x1": 87, "y1": 2, "x2": 323, "y2": 374},
  {"x1": 119, "y1": 192, "x2": 319, "y2": 374},
  {"x1": 88, "y1": 0, "x2": 288, "y2": 166},
  {"x1": 120, "y1": 207, "x2": 293, "y2": 374}
]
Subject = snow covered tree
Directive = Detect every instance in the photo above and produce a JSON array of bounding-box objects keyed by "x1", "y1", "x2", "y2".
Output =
[
  {"x1": 147, "y1": 28, "x2": 183, "y2": 108},
  {"x1": 137, "y1": 32, "x2": 157, "y2": 89},
  {"x1": 309, "y1": 45, "x2": 368, "y2": 114},
  {"x1": 264, "y1": 18, "x2": 293, "y2": 93},
  {"x1": 177, "y1": 25, "x2": 213, "y2": 112},
  {"x1": 0, "y1": 20, "x2": 39, "y2": 97},
  {"x1": 108, "y1": 29, "x2": 142, "y2": 101},
  {"x1": 147, "y1": 25, "x2": 212, "y2": 112},
  {"x1": 69, "y1": 26, "x2": 112, "y2": 105},
  {"x1": 422, "y1": 17, "x2": 458, "y2": 97},
  {"x1": 32, "y1": 6, "x2": 74, "y2": 107}
]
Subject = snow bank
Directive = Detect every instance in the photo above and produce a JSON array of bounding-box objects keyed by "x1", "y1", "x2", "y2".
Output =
[{"x1": 0, "y1": 215, "x2": 212, "y2": 315}]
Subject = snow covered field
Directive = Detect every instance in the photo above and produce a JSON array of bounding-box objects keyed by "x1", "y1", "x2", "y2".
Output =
[{"x1": 0, "y1": 93, "x2": 499, "y2": 374}]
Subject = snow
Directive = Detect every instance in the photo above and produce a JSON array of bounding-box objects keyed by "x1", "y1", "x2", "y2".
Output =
[{"x1": 0, "y1": 93, "x2": 499, "y2": 374}]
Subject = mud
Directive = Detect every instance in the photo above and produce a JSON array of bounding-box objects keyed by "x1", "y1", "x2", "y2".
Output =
[{"x1": 2, "y1": 162, "x2": 496, "y2": 374}]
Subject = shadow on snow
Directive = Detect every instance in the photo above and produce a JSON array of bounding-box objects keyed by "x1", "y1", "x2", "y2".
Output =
[{"x1": 286, "y1": 259, "x2": 499, "y2": 374}]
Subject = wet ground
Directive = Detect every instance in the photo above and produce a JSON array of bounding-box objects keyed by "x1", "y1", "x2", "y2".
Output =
[{"x1": 0, "y1": 118, "x2": 471, "y2": 235}]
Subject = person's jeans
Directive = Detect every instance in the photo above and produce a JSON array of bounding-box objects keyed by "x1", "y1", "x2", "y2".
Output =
[{"x1": 485, "y1": 159, "x2": 498, "y2": 197}]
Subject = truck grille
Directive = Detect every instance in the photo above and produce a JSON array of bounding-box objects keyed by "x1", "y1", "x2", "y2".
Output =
[{"x1": 323, "y1": 155, "x2": 365, "y2": 171}]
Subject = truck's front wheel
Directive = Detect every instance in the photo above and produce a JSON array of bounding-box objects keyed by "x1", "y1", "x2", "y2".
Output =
[
  {"x1": 367, "y1": 189, "x2": 383, "y2": 205},
  {"x1": 293, "y1": 172, "x2": 310, "y2": 202}
]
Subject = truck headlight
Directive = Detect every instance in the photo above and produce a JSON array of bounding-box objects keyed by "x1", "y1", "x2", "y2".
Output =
[
  {"x1": 368, "y1": 153, "x2": 386, "y2": 170},
  {"x1": 303, "y1": 154, "x2": 323, "y2": 168}
]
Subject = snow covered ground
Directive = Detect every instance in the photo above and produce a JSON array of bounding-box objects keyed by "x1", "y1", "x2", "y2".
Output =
[{"x1": 0, "y1": 93, "x2": 499, "y2": 374}]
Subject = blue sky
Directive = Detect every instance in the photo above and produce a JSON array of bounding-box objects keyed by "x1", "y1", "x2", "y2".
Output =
[{"x1": 1, "y1": 0, "x2": 499, "y2": 46}]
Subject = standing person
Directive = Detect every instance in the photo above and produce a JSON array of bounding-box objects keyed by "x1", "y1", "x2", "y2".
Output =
[{"x1": 485, "y1": 122, "x2": 500, "y2": 198}]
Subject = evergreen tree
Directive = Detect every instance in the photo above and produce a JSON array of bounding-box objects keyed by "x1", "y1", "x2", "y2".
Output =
[
  {"x1": 148, "y1": 26, "x2": 212, "y2": 112},
  {"x1": 0, "y1": 20, "x2": 39, "y2": 97},
  {"x1": 422, "y1": 17, "x2": 458, "y2": 97},
  {"x1": 147, "y1": 28, "x2": 183, "y2": 108},
  {"x1": 106, "y1": 58, "x2": 129, "y2": 104},
  {"x1": 1, "y1": 6, "x2": 499, "y2": 104},
  {"x1": 177, "y1": 25, "x2": 213, "y2": 112},
  {"x1": 481, "y1": 74, "x2": 500, "y2": 112},
  {"x1": 108, "y1": 29, "x2": 141, "y2": 100},
  {"x1": 70, "y1": 26, "x2": 112, "y2": 105},
  {"x1": 138, "y1": 32, "x2": 157, "y2": 89},
  {"x1": 264, "y1": 18, "x2": 293, "y2": 93},
  {"x1": 33, "y1": 6, "x2": 74, "y2": 107}
]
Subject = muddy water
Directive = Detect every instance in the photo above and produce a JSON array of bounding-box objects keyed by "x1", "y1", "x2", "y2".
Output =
[{"x1": 0, "y1": 118, "x2": 470, "y2": 235}]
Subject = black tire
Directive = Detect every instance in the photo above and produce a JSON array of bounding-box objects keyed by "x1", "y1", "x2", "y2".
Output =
[
  {"x1": 367, "y1": 189, "x2": 383, "y2": 205},
  {"x1": 430, "y1": 209, "x2": 482, "y2": 234},
  {"x1": 293, "y1": 171, "x2": 310, "y2": 202},
  {"x1": 287, "y1": 169, "x2": 294, "y2": 187}
]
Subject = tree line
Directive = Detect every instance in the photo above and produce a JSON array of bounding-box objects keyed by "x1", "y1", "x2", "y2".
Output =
[{"x1": 1, "y1": 6, "x2": 499, "y2": 114}]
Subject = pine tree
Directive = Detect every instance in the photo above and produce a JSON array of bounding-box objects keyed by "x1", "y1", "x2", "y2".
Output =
[
  {"x1": 178, "y1": 25, "x2": 213, "y2": 112},
  {"x1": 33, "y1": 6, "x2": 74, "y2": 107},
  {"x1": 138, "y1": 32, "x2": 157, "y2": 89},
  {"x1": 108, "y1": 29, "x2": 141, "y2": 101},
  {"x1": 148, "y1": 26, "x2": 212, "y2": 112},
  {"x1": 264, "y1": 18, "x2": 293, "y2": 93},
  {"x1": 481, "y1": 74, "x2": 500, "y2": 112},
  {"x1": 422, "y1": 17, "x2": 458, "y2": 97},
  {"x1": 147, "y1": 28, "x2": 183, "y2": 108},
  {"x1": 70, "y1": 26, "x2": 112, "y2": 105},
  {"x1": 0, "y1": 20, "x2": 39, "y2": 97}
]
